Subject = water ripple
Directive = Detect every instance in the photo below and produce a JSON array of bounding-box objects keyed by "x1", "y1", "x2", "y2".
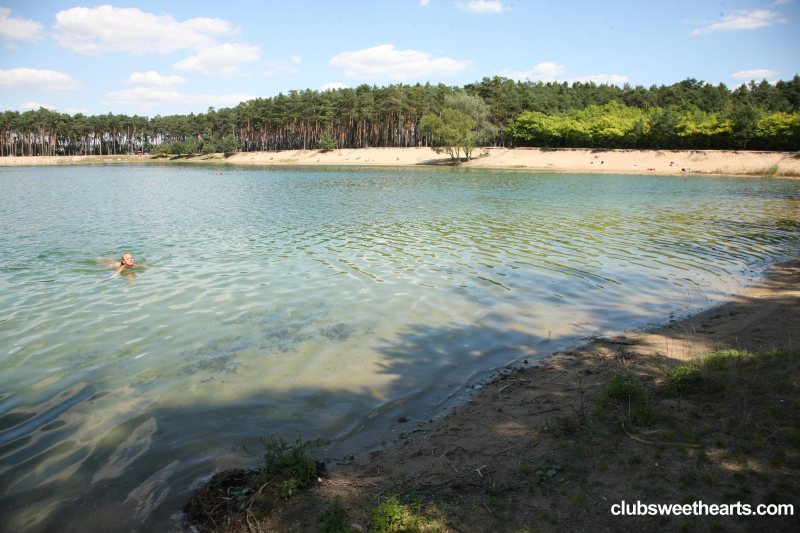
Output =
[{"x1": 0, "y1": 165, "x2": 798, "y2": 532}]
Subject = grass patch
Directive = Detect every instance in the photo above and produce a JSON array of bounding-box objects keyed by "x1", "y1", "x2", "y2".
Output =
[
  {"x1": 596, "y1": 371, "x2": 657, "y2": 426},
  {"x1": 766, "y1": 163, "x2": 780, "y2": 176},
  {"x1": 369, "y1": 497, "x2": 441, "y2": 533}
]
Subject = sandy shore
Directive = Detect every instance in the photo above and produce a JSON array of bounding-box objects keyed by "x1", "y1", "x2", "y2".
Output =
[
  {"x1": 2, "y1": 148, "x2": 799, "y2": 177},
  {"x1": 299, "y1": 260, "x2": 800, "y2": 532},
  {"x1": 186, "y1": 260, "x2": 800, "y2": 532}
]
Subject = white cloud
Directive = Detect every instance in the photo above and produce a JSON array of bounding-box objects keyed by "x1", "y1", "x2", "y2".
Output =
[
  {"x1": 455, "y1": 1, "x2": 506, "y2": 13},
  {"x1": 19, "y1": 102, "x2": 57, "y2": 111},
  {"x1": 126, "y1": 71, "x2": 187, "y2": 87},
  {"x1": 321, "y1": 82, "x2": 350, "y2": 91},
  {"x1": 264, "y1": 56, "x2": 302, "y2": 76},
  {"x1": 0, "y1": 68, "x2": 83, "y2": 92},
  {"x1": 103, "y1": 86, "x2": 256, "y2": 108},
  {"x1": 63, "y1": 108, "x2": 89, "y2": 115},
  {"x1": 420, "y1": 0, "x2": 431, "y2": 6},
  {"x1": 330, "y1": 44, "x2": 473, "y2": 81},
  {"x1": 174, "y1": 42, "x2": 260, "y2": 76},
  {"x1": 691, "y1": 9, "x2": 787, "y2": 34},
  {"x1": 502, "y1": 62, "x2": 567, "y2": 82},
  {"x1": 568, "y1": 74, "x2": 630, "y2": 85},
  {"x1": 52, "y1": 5, "x2": 238, "y2": 56},
  {"x1": 501, "y1": 63, "x2": 628, "y2": 85},
  {"x1": 771, "y1": 0, "x2": 792, "y2": 5},
  {"x1": 0, "y1": 7, "x2": 44, "y2": 42},
  {"x1": 732, "y1": 69, "x2": 779, "y2": 79},
  {"x1": 6, "y1": 42, "x2": 18, "y2": 50}
]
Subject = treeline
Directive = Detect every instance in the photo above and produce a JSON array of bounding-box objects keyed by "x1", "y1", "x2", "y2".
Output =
[
  {"x1": 1, "y1": 75, "x2": 799, "y2": 157},
  {"x1": 508, "y1": 101, "x2": 800, "y2": 151}
]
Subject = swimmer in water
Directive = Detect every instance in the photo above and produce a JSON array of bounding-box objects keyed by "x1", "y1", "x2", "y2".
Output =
[{"x1": 111, "y1": 253, "x2": 150, "y2": 278}]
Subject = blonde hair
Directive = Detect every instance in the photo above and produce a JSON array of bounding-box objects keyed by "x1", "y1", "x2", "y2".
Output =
[{"x1": 120, "y1": 253, "x2": 132, "y2": 266}]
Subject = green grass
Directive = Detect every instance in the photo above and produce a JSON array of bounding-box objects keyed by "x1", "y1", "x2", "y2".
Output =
[
  {"x1": 662, "y1": 349, "x2": 753, "y2": 397},
  {"x1": 596, "y1": 371, "x2": 657, "y2": 425},
  {"x1": 766, "y1": 163, "x2": 780, "y2": 176},
  {"x1": 369, "y1": 497, "x2": 436, "y2": 533}
]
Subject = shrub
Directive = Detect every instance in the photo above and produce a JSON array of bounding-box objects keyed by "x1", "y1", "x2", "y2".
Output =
[
  {"x1": 319, "y1": 497, "x2": 351, "y2": 533},
  {"x1": 256, "y1": 434, "x2": 321, "y2": 499}
]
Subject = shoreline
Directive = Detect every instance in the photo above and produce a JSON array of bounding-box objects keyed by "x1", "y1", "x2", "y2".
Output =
[
  {"x1": 187, "y1": 259, "x2": 800, "y2": 532},
  {"x1": 323, "y1": 258, "x2": 800, "y2": 462},
  {"x1": 2, "y1": 147, "x2": 799, "y2": 179}
]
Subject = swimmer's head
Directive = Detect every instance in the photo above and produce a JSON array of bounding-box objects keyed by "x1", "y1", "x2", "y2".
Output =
[{"x1": 121, "y1": 253, "x2": 134, "y2": 267}]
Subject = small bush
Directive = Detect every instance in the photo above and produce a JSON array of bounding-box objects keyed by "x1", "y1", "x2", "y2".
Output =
[
  {"x1": 255, "y1": 434, "x2": 321, "y2": 499},
  {"x1": 604, "y1": 372, "x2": 646, "y2": 403}
]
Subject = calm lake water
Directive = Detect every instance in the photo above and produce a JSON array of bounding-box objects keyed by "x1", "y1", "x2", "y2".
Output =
[{"x1": 1, "y1": 164, "x2": 799, "y2": 532}]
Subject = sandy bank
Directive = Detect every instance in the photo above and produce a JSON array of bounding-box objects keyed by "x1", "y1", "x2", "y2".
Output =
[
  {"x1": 2, "y1": 148, "x2": 799, "y2": 178},
  {"x1": 188, "y1": 260, "x2": 800, "y2": 532},
  {"x1": 221, "y1": 147, "x2": 800, "y2": 178}
]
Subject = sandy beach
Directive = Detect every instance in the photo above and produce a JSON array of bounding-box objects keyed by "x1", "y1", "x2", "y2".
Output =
[{"x1": 2, "y1": 148, "x2": 799, "y2": 178}]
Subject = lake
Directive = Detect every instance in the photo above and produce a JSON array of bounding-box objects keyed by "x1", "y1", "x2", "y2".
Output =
[{"x1": 1, "y1": 164, "x2": 798, "y2": 532}]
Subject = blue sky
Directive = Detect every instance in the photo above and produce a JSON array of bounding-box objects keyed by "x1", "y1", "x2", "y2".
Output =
[{"x1": 1, "y1": 0, "x2": 798, "y2": 116}]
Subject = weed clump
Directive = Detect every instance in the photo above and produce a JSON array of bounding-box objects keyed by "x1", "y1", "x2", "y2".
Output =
[
  {"x1": 255, "y1": 433, "x2": 322, "y2": 498},
  {"x1": 597, "y1": 371, "x2": 656, "y2": 426},
  {"x1": 319, "y1": 497, "x2": 352, "y2": 533},
  {"x1": 519, "y1": 459, "x2": 561, "y2": 484},
  {"x1": 185, "y1": 434, "x2": 323, "y2": 531},
  {"x1": 369, "y1": 497, "x2": 424, "y2": 533}
]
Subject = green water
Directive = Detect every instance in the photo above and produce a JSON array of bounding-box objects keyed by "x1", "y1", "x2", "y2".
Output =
[{"x1": 0, "y1": 164, "x2": 798, "y2": 532}]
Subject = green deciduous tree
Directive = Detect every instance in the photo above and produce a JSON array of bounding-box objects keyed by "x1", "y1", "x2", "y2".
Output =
[
  {"x1": 419, "y1": 108, "x2": 475, "y2": 164},
  {"x1": 444, "y1": 90, "x2": 499, "y2": 156}
]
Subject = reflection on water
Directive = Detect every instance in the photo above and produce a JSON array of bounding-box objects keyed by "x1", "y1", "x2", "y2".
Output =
[{"x1": 0, "y1": 165, "x2": 798, "y2": 532}]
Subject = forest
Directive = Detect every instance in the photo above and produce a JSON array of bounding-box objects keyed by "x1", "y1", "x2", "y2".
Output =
[{"x1": 1, "y1": 75, "x2": 799, "y2": 157}]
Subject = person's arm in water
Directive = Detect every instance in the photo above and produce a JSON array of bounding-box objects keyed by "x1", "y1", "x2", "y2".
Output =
[{"x1": 110, "y1": 264, "x2": 154, "y2": 279}]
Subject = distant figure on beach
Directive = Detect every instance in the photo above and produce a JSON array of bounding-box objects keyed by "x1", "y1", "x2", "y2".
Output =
[{"x1": 110, "y1": 253, "x2": 151, "y2": 278}]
